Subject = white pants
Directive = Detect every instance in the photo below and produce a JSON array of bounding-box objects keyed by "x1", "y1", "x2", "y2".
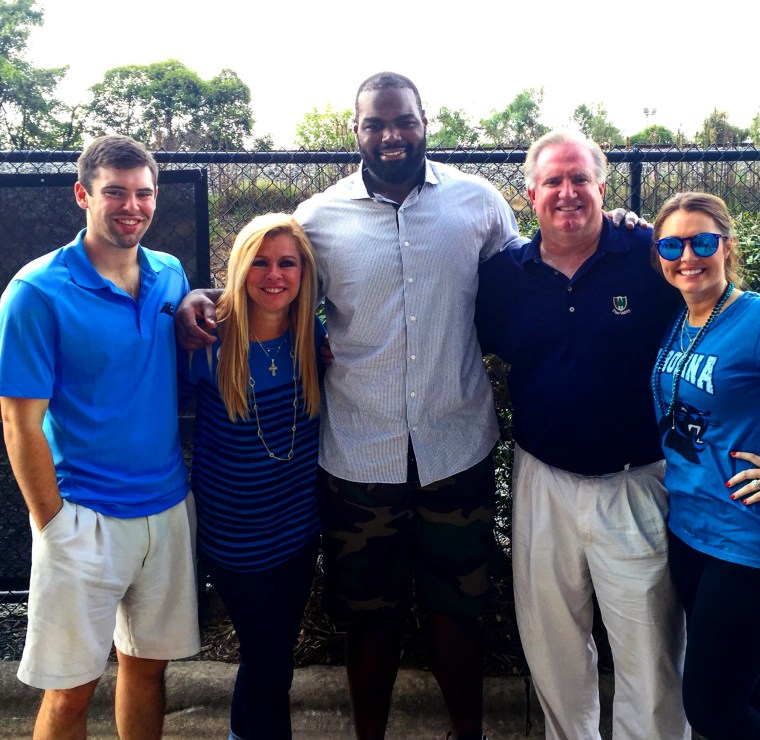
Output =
[{"x1": 512, "y1": 446, "x2": 688, "y2": 740}]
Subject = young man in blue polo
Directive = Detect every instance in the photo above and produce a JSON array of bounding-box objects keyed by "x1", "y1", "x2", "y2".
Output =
[{"x1": 0, "y1": 134, "x2": 199, "y2": 739}]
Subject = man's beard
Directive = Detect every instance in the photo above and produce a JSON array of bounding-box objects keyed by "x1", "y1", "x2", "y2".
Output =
[{"x1": 360, "y1": 136, "x2": 427, "y2": 186}]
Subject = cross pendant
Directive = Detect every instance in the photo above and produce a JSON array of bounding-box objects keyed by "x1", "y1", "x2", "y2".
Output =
[{"x1": 269, "y1": 359, "x2": 277, "y2": 376}]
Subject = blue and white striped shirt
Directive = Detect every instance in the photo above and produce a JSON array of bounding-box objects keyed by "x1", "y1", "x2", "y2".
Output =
[
  {"x1": 295, "y1": 160, "x2": 525, "y2": 486},
  {"x1": 180, "y1": 323, "x2": 324, "y2": 571}
]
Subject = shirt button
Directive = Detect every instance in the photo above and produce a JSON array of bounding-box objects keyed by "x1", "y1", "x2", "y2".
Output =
[
  {"x1": 404, "y1": 241, "x2": 410, "y2": 247},
  {"x1": 567, "y1": 286, "x2": 573, "y2": 292},
  {"x1": 411, "y1": 354, "x2": 416, "y2": 360},
  {"x1": 410, "y1": 391, "x2": 416, "y2": 398},
  {"x1": 412, "y1": 426, "x2": 418, "y2": 432},
  {"x1": 410, "y1": 315, "x2": 417, "y2": 321},
  {"x1": 569, "y1": 306, "x2": 575, "y2": 313},
  {"x1": 408, "y1": 277, "x2": 414, "y2": 283}
]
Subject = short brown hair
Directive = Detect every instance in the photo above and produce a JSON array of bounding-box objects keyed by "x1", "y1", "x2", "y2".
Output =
[{"x1": 77, "y1": 135, "x2": 158, "y2": 193}]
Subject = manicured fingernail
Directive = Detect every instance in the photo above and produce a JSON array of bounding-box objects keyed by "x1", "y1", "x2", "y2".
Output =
[
  {"x1": 730, "y1": 451, "x2": 737, "y2": 457},
  {"x1": 743, "y1": 500, "x2": 749, "y2": 506},
  {"x1": 726, "y1": 481, "x2": 732, "y2": 487},
  {"x1": 730, "y1": 493, "x2": 737, "y2": 500}
]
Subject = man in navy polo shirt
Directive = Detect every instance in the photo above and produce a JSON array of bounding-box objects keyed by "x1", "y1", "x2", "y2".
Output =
[
  {"x1": 476, "y1": 130, "x2": 689, "y2": 739},
  {"x1": 0, "y1": 135, "x2": 199, "y2": 738}
]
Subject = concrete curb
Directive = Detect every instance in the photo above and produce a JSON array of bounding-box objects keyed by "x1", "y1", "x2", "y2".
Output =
[{"x1": 0, "y1": 660, "x2": 615, "y2": 739}]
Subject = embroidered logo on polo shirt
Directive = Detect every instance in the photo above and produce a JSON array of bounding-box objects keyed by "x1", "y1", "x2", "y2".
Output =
[
  {"x1": 160, "y1": 301, "x2": 175, "y2": 316},
  {"x1": 612, "y1": 296, "x2": 630, "y2": 315}
]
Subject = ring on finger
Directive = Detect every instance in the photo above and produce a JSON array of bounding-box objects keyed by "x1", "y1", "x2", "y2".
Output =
[{"x1": 752, "y1": 479, "x2": 760, "y2": 490}]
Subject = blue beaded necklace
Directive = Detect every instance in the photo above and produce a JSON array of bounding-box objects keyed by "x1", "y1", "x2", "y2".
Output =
[{"x1": 651, "y1": 281, "x2": 734, "y2": 428}]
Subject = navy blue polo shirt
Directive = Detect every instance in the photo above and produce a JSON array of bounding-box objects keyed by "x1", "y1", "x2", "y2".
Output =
[{"x1": 476, "y1": 218, "x2": 683, "y2": 476}]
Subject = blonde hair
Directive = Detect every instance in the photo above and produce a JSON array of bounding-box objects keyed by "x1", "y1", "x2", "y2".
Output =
[
  {"x1": 216, "y1": 213, "x2": 320, "y2": 422},
  {"x1": 652, "y1": 192, "x2": 744, "y2": 288}
]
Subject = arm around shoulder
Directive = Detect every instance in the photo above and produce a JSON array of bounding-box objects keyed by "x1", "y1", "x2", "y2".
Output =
[{"x1": 175, "y1": 288, "x2": 223, "y2": 350}]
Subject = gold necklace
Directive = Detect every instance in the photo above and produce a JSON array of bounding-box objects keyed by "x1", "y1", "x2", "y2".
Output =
[{"x1": 248, "y1": 349, "x2": 297, "y2": 461}]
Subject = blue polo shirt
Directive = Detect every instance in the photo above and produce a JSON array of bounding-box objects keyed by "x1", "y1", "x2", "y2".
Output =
[
  {"x1": 0, "y1": 229, "x2": 190, "y2": 517},
  {"x1": 476, "y1": 218, "x2": 683, "y2": 476}
]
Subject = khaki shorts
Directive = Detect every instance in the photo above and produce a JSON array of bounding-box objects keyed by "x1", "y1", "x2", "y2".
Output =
[{"x1": 18, "y1": 494, "x2": 200, "y2": 690}]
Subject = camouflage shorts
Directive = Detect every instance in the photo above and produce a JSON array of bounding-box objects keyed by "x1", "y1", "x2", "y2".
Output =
[{"x1": 317, "y1": 454, "x2": 496, "y2": 621}]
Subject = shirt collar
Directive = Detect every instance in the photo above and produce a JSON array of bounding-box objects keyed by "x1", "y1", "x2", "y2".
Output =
[
  {"x1": 63, "y1": 228, "x2": 161, "y2": 289},
  {"x1": 519, "y1": 216, "x2": 633, "y2": 266},
  {"x1": 353, "y1": 158, "x2": 434, "y2": 203}
]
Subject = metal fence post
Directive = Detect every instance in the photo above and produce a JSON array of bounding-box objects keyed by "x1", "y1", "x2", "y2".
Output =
[{"x1": 628, "y1": 145, "x2": 643, "y2": 215}]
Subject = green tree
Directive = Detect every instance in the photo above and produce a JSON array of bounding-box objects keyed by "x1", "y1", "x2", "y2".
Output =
[
  {"x1": 750, "y1": 113, "x2": 760, "y2": 146},
  {"x1": 86, "y1": 60, "x2": 260, "y2": 150},
  {"x1": 628, "y1": 124, "x2": 677, "y2": 145},
  {"x1": 197, "y1": 69, "x2": 254, "y2": 149},
  {"x1": 140, "y1": 60, "x2": 204, "y2": 149},
  {"x1": 87, "y1": 65, "x2": 150, "y2": 140},
  {"x1": 480, "y1": 88, "x2": 549, "y2": 147},
  {"x1": 695, "y1": 109, "x2": 748, "y2": 147},
  {"x1": 428, "y1": 106, "x2": 479, "y2": 148},
  {"x1": 0, "y1": 0, "x2": 78, "y2": 148},
  {"x1": 295, "y1": 104, "x2": 356, "y2": 150},
  {"x1": 571, "y1": 103, "x2": 623, "y2": 147}
]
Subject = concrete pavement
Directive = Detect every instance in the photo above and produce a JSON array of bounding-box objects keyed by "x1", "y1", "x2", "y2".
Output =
[{"x1": 0, "y1": 660, "x2": 618, "y2": 739}]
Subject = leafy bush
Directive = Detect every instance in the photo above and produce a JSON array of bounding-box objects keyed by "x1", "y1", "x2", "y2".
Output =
[{"x1": 736, "y1": 212, "x2": 760, "y2": 291}]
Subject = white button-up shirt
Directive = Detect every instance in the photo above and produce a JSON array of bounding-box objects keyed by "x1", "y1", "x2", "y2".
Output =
[{"x1": 295, "y1": 160, "x2": 525, "y2": 486}]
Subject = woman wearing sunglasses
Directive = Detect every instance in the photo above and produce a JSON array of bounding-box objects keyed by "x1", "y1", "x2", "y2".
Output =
[{"x1": 651, "y1": 192, "x2": 760, "y2": 739}]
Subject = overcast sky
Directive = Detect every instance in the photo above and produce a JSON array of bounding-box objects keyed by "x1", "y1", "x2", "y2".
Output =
[{"x1": 27, "y1": 0, "x2": 759, "y2": 147}]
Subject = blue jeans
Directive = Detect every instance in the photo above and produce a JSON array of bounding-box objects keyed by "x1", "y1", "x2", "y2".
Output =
[{"x1": 203, "y1": 537, "x2": 318, "y2": 740}]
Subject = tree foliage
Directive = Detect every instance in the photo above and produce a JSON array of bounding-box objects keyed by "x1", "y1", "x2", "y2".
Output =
[
  {"x1": 0, "y1": 0, "x2": 80, "y2": 148},
  {"x1": 696, "y1": 109, "x2": 748, "y2": 147},
  {"x1": 428, "y1": 107, "x2": 479, "y2": 148},
  {"x1": 200, "y1": 69, "x2": 258, "y2": 150},
  {"x1": 571, "y1": 103, "x2": 623, "y2": 147},
  {"x1": 480, "y1": 88, "x2": 549, "y2": 147},
  {"x1": 86, "y1": 60, "x2": 258, "y2": 150},
  {"x1": 628, "y1": 124, "x2": 677, "y2": 145},
  {"x1": 294, "y1": 104, "x2": 356, "y2": 151},
  {"x1": 750, "y1": 113, "x2": 760, "y2": 147},
  {"x1": 87, "y1": 65, "x2": 149, "y2": 140}
]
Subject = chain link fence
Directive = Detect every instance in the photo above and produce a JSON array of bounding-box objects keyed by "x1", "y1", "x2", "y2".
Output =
[{"x1": 1, "y1": 145, "x2": 759, "y2": 659}]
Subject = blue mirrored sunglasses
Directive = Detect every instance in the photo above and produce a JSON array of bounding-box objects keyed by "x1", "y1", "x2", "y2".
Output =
[{"x1": 655, "y1": 232, "x2": 727, "y2": 261}]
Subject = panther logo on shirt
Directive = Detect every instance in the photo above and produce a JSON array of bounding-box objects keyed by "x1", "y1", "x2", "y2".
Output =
[
  {"x1": 160, "y1": 301, "x2": 175, "y2": 316},
  {"x1": 660, "y1": 400, "x2": 710, "y2": 463}
]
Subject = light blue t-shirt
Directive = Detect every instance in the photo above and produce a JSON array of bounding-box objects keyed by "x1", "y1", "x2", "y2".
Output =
[
  {"x1": 654, "y1": 291, "x2": 760, "y2": 568},
  {"x1": 0, "y1": 229, "x2": 190, "y2": 517}
]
